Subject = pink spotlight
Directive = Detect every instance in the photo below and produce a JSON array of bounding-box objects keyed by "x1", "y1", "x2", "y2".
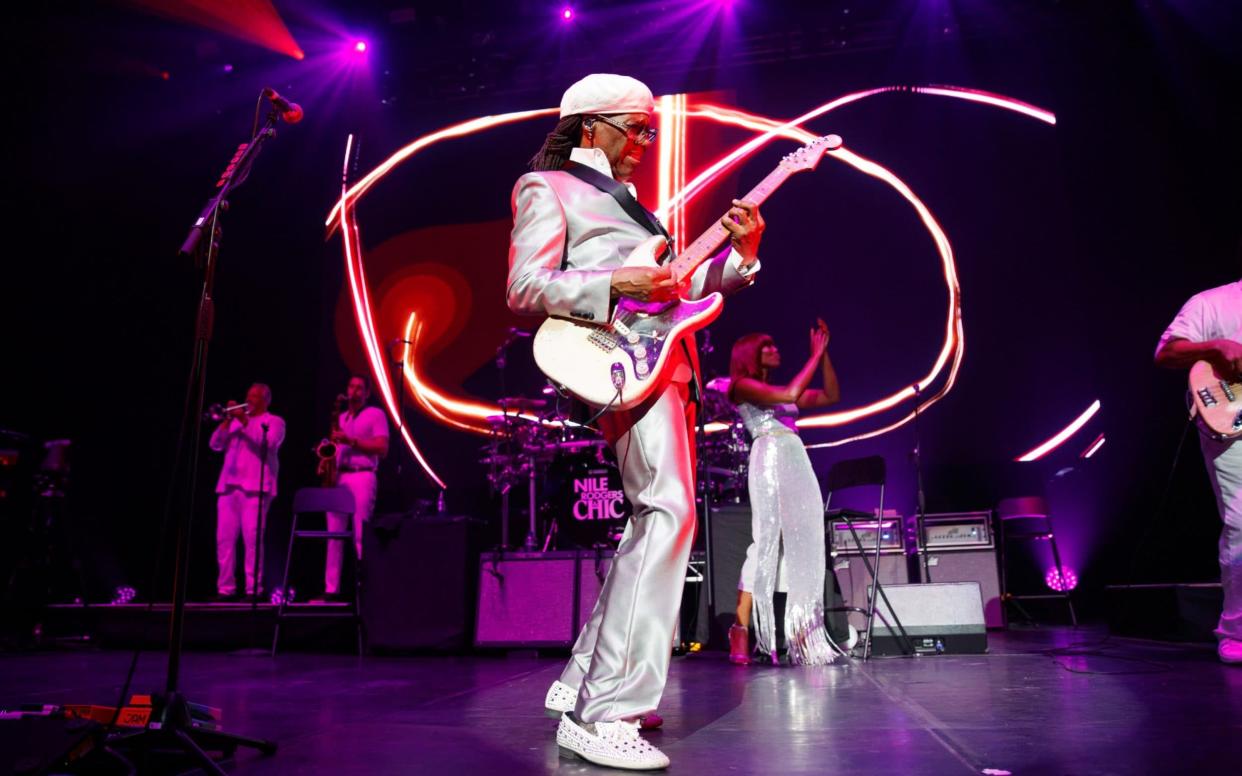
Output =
[
  {"x1": 561, "y1": 7, "x2": 574, "y2": 21},
  {"x1": 354, "y1": 40, "x2": 368, "y2": 53},
  {"x1": 1045, "y1": 567, "x2": 1078, "y2": 592}
]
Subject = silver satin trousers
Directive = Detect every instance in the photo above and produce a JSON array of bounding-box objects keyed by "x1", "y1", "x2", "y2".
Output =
[{"x1": 558, "y1": 380, "x2": 697, "y2": 723}]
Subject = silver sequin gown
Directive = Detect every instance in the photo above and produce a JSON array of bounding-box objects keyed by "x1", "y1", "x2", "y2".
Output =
[{"x1": 737, "y1": 401, "x2": 835, "y2": 665}]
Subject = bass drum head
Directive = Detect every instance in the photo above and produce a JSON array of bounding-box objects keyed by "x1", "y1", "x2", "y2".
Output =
[{"x1": 547, "y1": 449, "x2": 631, "y2": 549}]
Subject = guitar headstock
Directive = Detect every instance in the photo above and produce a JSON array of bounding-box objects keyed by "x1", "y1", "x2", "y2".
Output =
[{"x1": 778, "y1": 134, "x2": 843, "y2": 173}]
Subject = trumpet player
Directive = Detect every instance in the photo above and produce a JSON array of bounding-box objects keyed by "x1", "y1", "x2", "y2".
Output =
[
  {"x1": 321, "y1": 374, "x2": 389, "y2": 601},
  {"x1": 208, "y1": 383, "x2": 285, "y2": 601}
]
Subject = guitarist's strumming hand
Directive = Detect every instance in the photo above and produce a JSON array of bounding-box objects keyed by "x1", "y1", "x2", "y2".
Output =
[
  {"x1": 611, "y1": 265, "x2": 677, "y2": 302},
  {"x1": 1216, "y1": 339, "x2": 1242, "y2": 378},
  {"x1": 1156, "y1": 337, "x2": 1242, "y2": 379},
  {"x1": 722, "y1": 199, "x2": 765, "y2": 266}
]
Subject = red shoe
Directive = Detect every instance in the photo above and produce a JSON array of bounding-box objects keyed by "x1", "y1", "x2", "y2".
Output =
[{"x1": 729, "y1": 624, "x2": 751, "y2": 665}]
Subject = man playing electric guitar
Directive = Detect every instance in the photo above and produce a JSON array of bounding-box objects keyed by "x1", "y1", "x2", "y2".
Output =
[
  {"x1": 506, "y1": 73, "x2": 764, "y2": 769},
  {"x1": 1155, "y1": 276, "x2": 1242, "y2": 664}
]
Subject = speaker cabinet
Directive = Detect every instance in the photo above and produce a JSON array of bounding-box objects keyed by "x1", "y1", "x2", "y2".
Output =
[
  {"x1": 910, "y1": 512, "x2": 1004, "y2": 628},
  {"x1": 869, "y1": 581, "x2": 987, "y2": 655},
  {"x1": 475, "y1": 551, "x2": 579, "y2": 648},
  {"x1": 831, "y1": 553, "x2": 910, "y2": 633},
  {"x1": 703, "y1": 503, "x2": 754, "y2": 648},
  {"x1": 360, "y1": 515, "x2": 480, "y2": 651}
]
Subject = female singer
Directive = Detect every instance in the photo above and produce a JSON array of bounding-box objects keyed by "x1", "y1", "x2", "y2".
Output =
[{"x1": 728, "y1": 320, "x2": 840, "y2": 664}]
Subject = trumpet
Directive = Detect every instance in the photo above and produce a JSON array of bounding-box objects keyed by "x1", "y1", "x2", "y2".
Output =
[{"x1": 203, "y1": 402, "x2": 250, "y2": 422}]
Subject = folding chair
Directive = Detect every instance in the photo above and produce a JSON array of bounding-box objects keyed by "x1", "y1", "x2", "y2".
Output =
[{"x1": 271, "y1": 486, "x2": 363, "y2": 655}]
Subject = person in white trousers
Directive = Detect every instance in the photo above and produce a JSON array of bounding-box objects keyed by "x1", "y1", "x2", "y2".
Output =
[
  {"x1": 507, "y1": 73, "x2": 765, "y2": 769},
  {"x1": 209, "y1": 383, "x2": 285, "y2": 601},
  {"x1": 321, "y1": 374, "x2": 389, "y2": 601},
  {"x1": 1155, "y1": 277, "x2": 1242, "y2": 664}
]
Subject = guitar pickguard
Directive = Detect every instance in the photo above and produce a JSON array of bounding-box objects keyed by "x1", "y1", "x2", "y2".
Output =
[{"x1": 587, "y1": 296, "x2": 718, "y2": 383}]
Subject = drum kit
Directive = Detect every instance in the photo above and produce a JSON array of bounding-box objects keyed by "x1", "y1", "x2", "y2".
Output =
[{"x1": 479, "y1": 382, "x2": 750, "y2": 552}]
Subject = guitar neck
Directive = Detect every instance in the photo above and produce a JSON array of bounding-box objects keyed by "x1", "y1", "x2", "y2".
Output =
[{"x1": 667, "y1": 165, "x2": 794, "y2": 283}]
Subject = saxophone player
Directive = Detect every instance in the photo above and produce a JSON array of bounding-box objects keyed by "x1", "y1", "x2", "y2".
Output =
[{"x1": 319, "y1": 375, "x2": 389, "y2": 602}]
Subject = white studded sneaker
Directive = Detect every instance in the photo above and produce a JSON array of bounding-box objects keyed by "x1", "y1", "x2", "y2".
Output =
[
  {"x1": 556, "y1": 713, "x2": 670, "y2": 770},
  {"x1": 544, "y1": 680, "x2": 577, "y2": 717}
]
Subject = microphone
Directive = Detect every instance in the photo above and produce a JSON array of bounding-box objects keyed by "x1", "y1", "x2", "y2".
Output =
[{"x1": 262, "y1": 87, "x2": 304, "y2": 124}]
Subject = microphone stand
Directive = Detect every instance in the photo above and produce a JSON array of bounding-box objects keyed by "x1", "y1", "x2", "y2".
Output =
[
  {"x1": 111, "y1": 108, "x2": 282, "y2": 772},
  {"x1": 251, "y1": 421, "x2": 269, "y2": 609},
  {"x1": 911, "y1": 384, "x2": 931, "y2": 584},
  {"x1": 492, "y1": 330, "x2": 525, "y2": 550}
]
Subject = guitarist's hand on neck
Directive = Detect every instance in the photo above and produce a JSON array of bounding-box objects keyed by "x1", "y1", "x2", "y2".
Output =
[{"x1": 722, "y1": 199, "x2": 765, "y2": 265}]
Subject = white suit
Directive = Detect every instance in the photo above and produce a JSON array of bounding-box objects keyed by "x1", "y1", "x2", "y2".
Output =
[
  {"x1": 210, "y1": 412, "x2": 285, "y2": 596},
  {"x1": 507, "y1": 146, "x2": 758, "y2": 723}
]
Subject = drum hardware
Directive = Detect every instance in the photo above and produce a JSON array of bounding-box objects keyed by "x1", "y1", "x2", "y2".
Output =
[{"x1": 477, "y1": 379, "x2": 754, "y2": 552}]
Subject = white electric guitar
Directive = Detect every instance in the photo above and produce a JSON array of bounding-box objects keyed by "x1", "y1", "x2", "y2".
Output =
[
  {"x1": 533, "y1": 134, "x2": 843, "y2": 410},
  {"x1": 1189, "y1": 360, "x2": 1242, "y2": 440}
]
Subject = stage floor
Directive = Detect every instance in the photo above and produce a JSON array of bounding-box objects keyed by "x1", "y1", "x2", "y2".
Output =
[{"x1": 2, "y1": 627, "x2": 1239, "y2": 774}]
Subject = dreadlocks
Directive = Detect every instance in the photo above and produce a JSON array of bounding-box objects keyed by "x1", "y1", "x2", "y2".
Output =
[{"x1": 527, "y1": 114, "x2": 585, "y2": 171}]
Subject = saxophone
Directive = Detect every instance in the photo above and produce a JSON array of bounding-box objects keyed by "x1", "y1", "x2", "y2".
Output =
[{"x1": 315, "y1": 395, "x2": 347, "y2": 486}]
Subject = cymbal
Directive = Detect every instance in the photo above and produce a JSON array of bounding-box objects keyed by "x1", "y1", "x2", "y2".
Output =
[
  {"x1": 497, "y1": 396, "x2": 548, "y2": 411},
  {"x1": 485, "y1": 414, "x2": 540, "y2": 427}
]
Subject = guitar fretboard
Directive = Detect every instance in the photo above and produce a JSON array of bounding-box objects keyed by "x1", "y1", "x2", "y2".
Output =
[{"x1": 667, "y1": 165, "x2": 794, "y2": 284}]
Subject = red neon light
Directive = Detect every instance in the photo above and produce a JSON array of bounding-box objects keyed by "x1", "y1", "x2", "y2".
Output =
[
  {"x1": 1081, "y1": 433, "x2": 1106, "y2": 459},
  {"x1": 327, "y1": 85, "x2": 1056, "y2": 479},
  {"x1": 1016, "y1": 400, "x2": 1102, "y2": 462}
]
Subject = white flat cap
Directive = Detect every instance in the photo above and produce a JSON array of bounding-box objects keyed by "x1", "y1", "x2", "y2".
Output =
[{"x1": 559, "y1": 73, "x2": 655, "y2": 118}]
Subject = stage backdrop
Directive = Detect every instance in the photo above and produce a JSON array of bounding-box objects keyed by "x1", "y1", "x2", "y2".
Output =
[{"x1": 2, "y1": 3, "x2": 1238, "y2": 608}]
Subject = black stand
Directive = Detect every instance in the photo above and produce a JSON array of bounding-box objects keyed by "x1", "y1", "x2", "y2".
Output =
[
  {"x1": 109, "y1": 110, "x2": 282, "y2": 773},
  {"x1": 834, "y1": 511, "x2": 915, "y2": 659},
  {"x1": 698, "y1": 405, "x2": 715, "y2": 614},
  {"x1": 388, "y1": 339, "x2": 410, "y2": 479},
  {"x1": 250, "y1": 422, "x2": 269, "y2": 607},
  {"x1": 911, "y1": 383, "x2": 931, "y2": 583}
]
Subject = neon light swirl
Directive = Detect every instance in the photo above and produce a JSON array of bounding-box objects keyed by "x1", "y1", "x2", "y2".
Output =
[
  {"x1": 328, "y1": 85, "x2": 1056, "y2": 482},
  {"x1": 1015, "y1": 400, "x2": 1102, "y2": 462}
]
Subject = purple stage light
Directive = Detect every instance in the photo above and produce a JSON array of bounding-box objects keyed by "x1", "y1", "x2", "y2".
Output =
[
  {"x1": 223, "y1": 64, "x2": 234, "y2": 74},
  {"x1": 561, "y1": 7, "x2": 574, "y2": 21},
  {"x1": 112, "y1": 585, "x2": 137, "y2": 605},
  {"x1": 354, "y1": 40, "x2": 368, "y2": 53},
  {"x1": 270, "y1": 587, "x2": 297, "y2": 605},
  {"x1": 1045, "y1": 567, "x2": 1078, "y2": 592}
]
